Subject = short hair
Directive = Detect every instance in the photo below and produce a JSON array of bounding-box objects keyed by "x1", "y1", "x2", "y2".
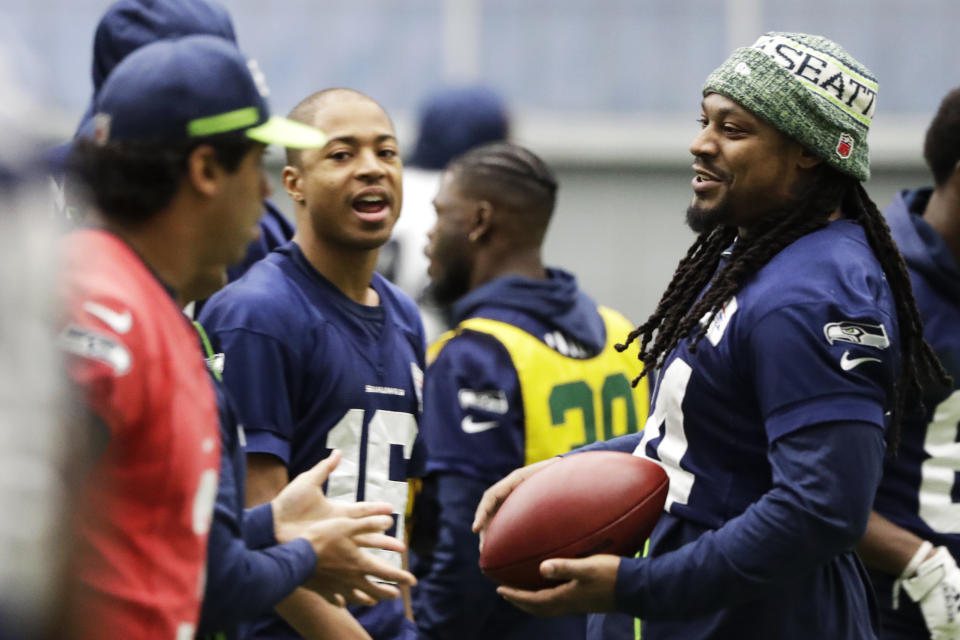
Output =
[
  {"x1": 69, "y1": 132, "x2": 254, "y2": 225},
  {"x1": 923, "y1": 87, "x2": 960, "y2": 187},
  {"x1": 446, "y1": 142, "x2": 558, "y2": 223},
  {"x1": 284, "y1": 88, "x2": 386, "y2": 168}
]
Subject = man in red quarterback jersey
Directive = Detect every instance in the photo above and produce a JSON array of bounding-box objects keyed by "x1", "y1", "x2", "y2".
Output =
[{"x1": 58, "y1": 35, "x2": 353, "y2": 639}]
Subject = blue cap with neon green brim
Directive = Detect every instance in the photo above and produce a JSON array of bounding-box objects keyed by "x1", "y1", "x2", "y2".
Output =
[{"x1": 91, "y1": 34, "x2": 325, "y2": 149}]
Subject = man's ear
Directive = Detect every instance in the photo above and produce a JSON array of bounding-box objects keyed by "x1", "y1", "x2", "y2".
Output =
[
  {"x1": 186, "y1": 144, "x2": 222, "y2": 197},
  {"x1": 282, "y1": 164, "x2": 305, "y2": 204},
  {"x1": 469, "y1": 200, "x2": 494, "y2": 242},
  {"x1": 797, "y1": 146, "x2": 823, "y2": 170}
]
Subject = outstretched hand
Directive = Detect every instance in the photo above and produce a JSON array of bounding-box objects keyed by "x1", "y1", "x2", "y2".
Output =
[
  {"x1": 272, "y1": 450, "x2": 397, "y2": 544},
  {"x1": 301, "y1": 514, "x2": 415, "y2": 607},
  {"x1": 497, "y1": 555, "x2": 621, "y2": 617},
  {"x1": 472, "y1": 457, "x2": 557, "y2": 547},
  {"x1": 270, "y1": 450, "x2": 416, "y2": 606}
]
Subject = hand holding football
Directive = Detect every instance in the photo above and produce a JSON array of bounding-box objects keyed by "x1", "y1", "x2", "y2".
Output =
[{"x1": 479, "y1": 451, "x2": 669, "y2": 589}]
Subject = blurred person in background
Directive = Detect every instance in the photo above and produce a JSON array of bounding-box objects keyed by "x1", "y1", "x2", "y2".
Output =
[
  {"x1": 0, "y1": 40, "x2": 72, "y2": 640},
  {"x1": 410, "y1": 141, "x2": 648, "y2": 640},
  {"x1": 52, "y1": 0, "x2": 295, "y2": 299},
  {"x1": 858, "y1": 87, "x2": 960, "y2": 640},
  {"x1": 377, "y1": 85, "x2": 509, "y2": 342}
]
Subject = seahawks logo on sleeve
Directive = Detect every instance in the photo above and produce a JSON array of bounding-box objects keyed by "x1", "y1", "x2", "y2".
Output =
[
  {"x1": 823, "y1": 321, "x2": 890, "y2": 372},
  {"x1": 823, "y1": 321, "x2": 890, "y2": 350},
  {"x1": 457, "y1": 388, "x2": 508, "y2": 434}
]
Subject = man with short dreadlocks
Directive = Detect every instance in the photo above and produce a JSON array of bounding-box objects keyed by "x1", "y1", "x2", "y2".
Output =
[
  {"x1": 410, "y1": 142, "x2": 647, "y2": 640},
  {"x1": 473, "y1": 33, "x2": 949, "y2": 640}
]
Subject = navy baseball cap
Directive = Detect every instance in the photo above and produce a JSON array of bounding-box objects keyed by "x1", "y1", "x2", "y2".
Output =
[
  {"x1": 91, "y1": 0, "x2": 237, "y2": 94},
  {"x1": 409, "y1": 86, "x2": 510, "y2": 170},
  {"x1": 93, "y1": 34, "x2": 325, "y2": 149}
]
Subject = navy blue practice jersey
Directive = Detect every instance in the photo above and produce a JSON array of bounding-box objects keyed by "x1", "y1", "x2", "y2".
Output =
[
  {"x1": 639, "y1": 219, "x2": 897, "y2": 527},
  {"x1": 593, "y1": 219, "x2": 899, "y2": 639},
  {"x1": 199, "y1": 242, "x2": 426, "y2": 640}
]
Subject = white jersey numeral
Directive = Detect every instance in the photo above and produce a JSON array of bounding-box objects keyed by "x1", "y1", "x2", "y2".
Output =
[
  {"x1": 918, "y1": 390, "x2": 960, "y2": 534},
  {"x1": 636, "y1": 358, "x2": 696, "y2": 509},
  {"x1": 325, "y1": 409, "x2": 418, "y2": 567}
]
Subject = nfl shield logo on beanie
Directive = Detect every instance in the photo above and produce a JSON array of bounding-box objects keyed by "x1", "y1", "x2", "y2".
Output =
[
  {"x1": 93, "y1": 113, "x2": 111, "y2": 146},
  {"x1": 836, "y1": 133, "x2": 854, "y2": 159}
]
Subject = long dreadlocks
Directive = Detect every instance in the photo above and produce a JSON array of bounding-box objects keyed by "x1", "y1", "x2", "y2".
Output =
[{"x1": 618, "y1": 164, "x2": 951, "y2": 448}]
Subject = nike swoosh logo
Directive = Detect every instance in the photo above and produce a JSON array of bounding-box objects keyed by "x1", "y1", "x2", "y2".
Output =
[
  {"x1": 840, "y1": 350, "x2": 881, "y2": 371},
  {"x1": 83, "y1": 301, "x2": 133, "y2": 334},
  {"x1": 461, "y1": 415, "x2": 499, "y2": 434}
]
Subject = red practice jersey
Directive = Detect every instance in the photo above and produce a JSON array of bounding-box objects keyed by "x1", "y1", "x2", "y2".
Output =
[{"x1": 59, "y1": 229, "x2": 220, "y2": 640}]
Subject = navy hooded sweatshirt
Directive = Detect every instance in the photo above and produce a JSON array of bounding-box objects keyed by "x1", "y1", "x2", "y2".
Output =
[
  {"x1": 869, "y1": 188, "x2": 960, "y2": 637},
  {"x1": 410, "y1": 269, "x2": 637, "y2": 640}
]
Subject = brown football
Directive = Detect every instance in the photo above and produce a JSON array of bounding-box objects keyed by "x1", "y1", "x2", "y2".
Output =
[{"x1": 479, "y1": 451, "x2": 668, "y2": 590}]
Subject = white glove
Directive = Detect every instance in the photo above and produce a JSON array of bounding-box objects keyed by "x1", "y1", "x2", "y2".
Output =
[{"x1": 900, "y1": 545, "x2": 960, "y2": 640}]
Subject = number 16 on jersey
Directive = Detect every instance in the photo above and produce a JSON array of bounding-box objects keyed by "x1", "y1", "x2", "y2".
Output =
[{"x1": 324, "y1": 408, "x2": 419, "y2": 569}]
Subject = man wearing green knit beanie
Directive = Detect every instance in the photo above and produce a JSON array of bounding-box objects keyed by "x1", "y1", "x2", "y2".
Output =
[{"x1": 472, "y1": 32, "x2": 949, "y2": 640}]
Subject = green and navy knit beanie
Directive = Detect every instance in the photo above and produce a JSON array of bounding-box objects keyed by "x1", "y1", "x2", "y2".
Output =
[{"x1": 703, "y1": 32, "x2": 877, "y2": 181}]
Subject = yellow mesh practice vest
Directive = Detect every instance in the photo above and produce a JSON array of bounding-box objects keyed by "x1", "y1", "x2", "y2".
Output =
[{"x1": 428, "y1": 307, "x2": 650, "y2": 465}]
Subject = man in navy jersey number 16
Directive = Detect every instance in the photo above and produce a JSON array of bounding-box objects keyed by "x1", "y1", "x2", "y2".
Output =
[
  {"x1": 474, "y1": 32, "x2": 949, "y2": 640},
  {"x1": 199, "y1": 88, "x2": 425, "y2": 640},
  {"x1": 858, "y1": 87, "x2": 960, "y2": 640}
]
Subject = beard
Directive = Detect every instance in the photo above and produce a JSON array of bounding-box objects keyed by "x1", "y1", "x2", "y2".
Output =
[
  {"x1": 685, "y1": 197, "x2": 732, "y2": 234},
  {"x1": 428, "y1": 256, "x2": 472, "y2": 306},
  {"x1": 686, "y1": 177, "x2": 815, "y2": 237}
]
